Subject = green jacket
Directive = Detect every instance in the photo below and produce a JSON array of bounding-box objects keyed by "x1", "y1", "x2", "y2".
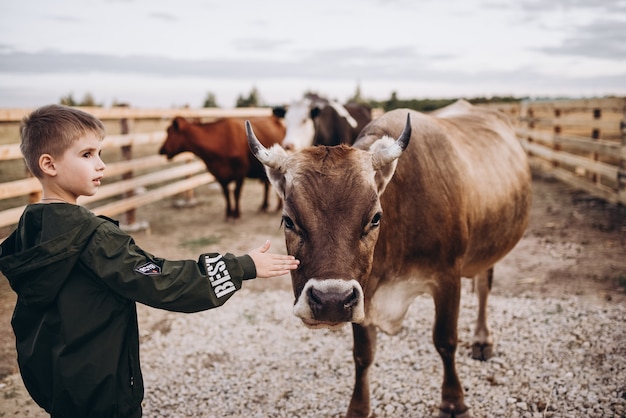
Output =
[{"x1": 0, "y1": 203, "x2": 256, "y2": 418}]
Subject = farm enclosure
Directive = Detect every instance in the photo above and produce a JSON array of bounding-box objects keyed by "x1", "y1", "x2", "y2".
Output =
[
  {"x1": 0, "y1": 98, "x2": 624, "y2": 238},
  {"x1": 0, "y1": 99, "x2": 624, "y2": 416}
]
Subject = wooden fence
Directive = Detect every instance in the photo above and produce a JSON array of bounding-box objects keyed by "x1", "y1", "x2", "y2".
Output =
[
  {"x1": 483, "y1": 98, "x2": 626, "y2": 205},
  {"x1": 0, "y1": 107, "x2": 273, "y2": 235},
  {"x1": 0, "y1": 98, "x2": 624, "y2": 236}
]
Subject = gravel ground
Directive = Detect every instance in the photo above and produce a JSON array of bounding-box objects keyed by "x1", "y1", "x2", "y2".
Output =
[
  {"x1": 1, "y1": 175, "x2": 624, "y2": 418},
  {"x1": 2, "y1": 286, "x2": 624, "y2": 418},
  {"x1": 132, "y1": 284, "x2": 625, "y2": 418}
]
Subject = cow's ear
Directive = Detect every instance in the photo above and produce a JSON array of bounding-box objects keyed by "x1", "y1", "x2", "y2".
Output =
[
  {"x1": 369, "y1": 137, "x2": 400, "y2": 195},
  {"x1": 272, "y1": 106, "x2": 286, "y2": 118},
  {"x1": 173, "y1": 116, "x2": 187, "y2": 131},
  {"x1": 310, "y1": 107, "x2": 321, "y2": 119},
  {"x1": 265, "y1": 166, "x2": 286, "y2": 199},
  {"x1": 264, "y1": 145, "x2": 288, "y2": 198}
]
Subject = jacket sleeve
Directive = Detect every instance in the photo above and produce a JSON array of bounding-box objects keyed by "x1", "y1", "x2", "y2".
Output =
[{"x1": 80, "y1": 221, "x2": 257, "y2": 313}]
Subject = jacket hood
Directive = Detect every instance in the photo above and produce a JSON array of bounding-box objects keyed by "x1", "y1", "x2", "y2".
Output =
[{"x1": 0, "y1": 204, "x2": 105, "y2": 308}]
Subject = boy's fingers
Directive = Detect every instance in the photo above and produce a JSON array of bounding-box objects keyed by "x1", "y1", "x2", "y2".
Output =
[
  {"x1": 279, "y1": 259, "x2": 299, "y2": 269},
  {"x1": 257, "y1": 240, "x2": 271, "y2": 253}
]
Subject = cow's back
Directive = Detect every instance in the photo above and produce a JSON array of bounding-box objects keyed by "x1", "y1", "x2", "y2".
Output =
[
  {"x1": 355, "y1": 105, "x2": 531, "y2": 287},
  {"x1": 314, "y1": 103, "x2": 371, "y2": 147},
  {"x1": 344, "y1": 102, "x2": 372, "y2": 141}
]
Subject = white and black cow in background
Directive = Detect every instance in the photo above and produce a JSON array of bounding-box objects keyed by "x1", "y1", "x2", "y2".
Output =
[
  {"x1": 272, "y1": 93, "x2": 372, "y2": 151},
  {"x1": 246, "y1": 100, "x2": 532, "y2": 418}
]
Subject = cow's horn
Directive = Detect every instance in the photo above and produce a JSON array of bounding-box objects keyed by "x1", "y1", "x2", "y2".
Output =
[
  {"x1": 373, "y1": 114, "x2": 412, "y2": 168},
  {"x1": 245, "y1": 120, "x2": 286, "y2": 169}
]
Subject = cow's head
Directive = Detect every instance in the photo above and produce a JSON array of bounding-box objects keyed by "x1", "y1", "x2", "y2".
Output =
[
  {"x1": 159, "y1": 116, "x2": 189, "y2": 159},
  {"x1": 273, "y1": 99, "x2": 317, "y2": 152},
  {"x1": 246, "y1": 116, "x2": 411, "y2": 329}
]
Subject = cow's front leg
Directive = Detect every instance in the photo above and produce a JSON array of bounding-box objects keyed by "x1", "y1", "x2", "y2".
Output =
[
  {"x1": 219, "y1": 181, "x2": 233, "y2": 219},
  {"x1": 433, "y1": 275, "x2": 470, "y2": 418},
  {"x1": 472, "y1": 267, "x2": 494, "y2": 361},
  {"x1": 346, "y1": 323, "x2": 377, "y2": 418},
  {"x1": 259, "y1": 179, "x2": 270, "y2": 212},
  {"x1": 232, "y1": 178, "x2": 244, "y2": 219}
]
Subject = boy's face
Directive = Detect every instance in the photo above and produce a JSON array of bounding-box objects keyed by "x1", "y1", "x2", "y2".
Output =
[{"x1": 52, "y1": 133, "x2": 106, "y2": 200}]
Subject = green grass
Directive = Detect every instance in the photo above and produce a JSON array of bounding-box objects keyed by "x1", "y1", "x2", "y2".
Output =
[{"x1": 180, "y1": 235, "x2": 221, "y2": 249}]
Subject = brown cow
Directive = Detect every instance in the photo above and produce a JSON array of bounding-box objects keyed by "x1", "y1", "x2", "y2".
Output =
[
  {"x1": 160, "y1": 116, "x2": 285, "y2": 219},
  {"x1": 246, "y1": 100, "x2": 532, "y2": 417}
]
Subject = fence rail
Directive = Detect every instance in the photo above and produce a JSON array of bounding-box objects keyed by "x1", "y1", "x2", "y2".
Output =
[
  {"x1": 0, "y1": 99, "x2": 623, "y2": 235},
  {"x1": 483, "y1": 97, "x2": 626, "y2": 205},
  {"x1": 0, "y1": 107, "x2": 273, "y2": 234}
]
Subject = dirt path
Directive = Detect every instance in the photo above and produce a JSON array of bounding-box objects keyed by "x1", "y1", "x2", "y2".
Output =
[{"x1": 0, "y1": 171, "x2": 624, "y2": 415}]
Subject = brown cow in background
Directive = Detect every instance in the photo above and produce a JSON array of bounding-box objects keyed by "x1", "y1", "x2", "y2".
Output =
[
  {"x1": 246, "y1": 100, "x2": 532, "y2": 417},
  {"x1": 159, "y1": 116, "x2": 285, "y2": 219}
]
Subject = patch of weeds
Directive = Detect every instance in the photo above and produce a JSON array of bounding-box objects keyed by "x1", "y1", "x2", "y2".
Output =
[
  {"x1": 611, "y1": 274, "x2": 626, "y2": 293},
  {"x1": 242, "y1": 310, "x2": 257, "y2": 325},
  {"x1": 3, "y1": 384, "x2": 18, "y2": 399},
  {"x1": 180, "y1": 235, "x2": 221, "y2": 249},
  {"x1": 546, "y1": 303, "x2": 563, "y2": 315},
  {"x1": 152, "y1": 318, "x2": 172, "y2": 336}
]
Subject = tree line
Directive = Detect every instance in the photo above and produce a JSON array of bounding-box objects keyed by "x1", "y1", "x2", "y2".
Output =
[{"x1": 59, "y1": 86, "x2": 525, "y2": 113}]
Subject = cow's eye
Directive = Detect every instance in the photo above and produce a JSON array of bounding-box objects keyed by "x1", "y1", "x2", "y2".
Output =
[
  {"x1": 282, "y1": 216, "x2": 295, "y2": 230},
  {"x1": 371, "y1": 212, "x2": 382, "y2": 227}
]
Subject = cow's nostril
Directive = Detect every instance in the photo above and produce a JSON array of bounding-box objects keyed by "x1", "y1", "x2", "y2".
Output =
[
  {"x1": 344, "y1": 288, "x2": 359, "y2": 309},
  {"x1": 308, "y1": 287, "x2": 323, "y2": 309}
]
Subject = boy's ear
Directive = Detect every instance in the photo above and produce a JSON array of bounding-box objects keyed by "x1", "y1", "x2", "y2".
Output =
[{"x1": 39, "y1": 154, "x2": 57, "y2": 176}]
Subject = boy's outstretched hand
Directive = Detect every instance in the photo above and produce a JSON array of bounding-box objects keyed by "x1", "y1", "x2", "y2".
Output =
[{"x1": 248, "y1": 240, "x2": 300, "y2": 278}]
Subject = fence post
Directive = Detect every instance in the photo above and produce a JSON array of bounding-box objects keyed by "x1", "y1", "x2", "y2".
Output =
[
  {"x1": 120, "y1": 117, "x2": 135, "y2": 225},
  {"x1": 590, "y1": 106, "x2": 602, "y2": 184},
  {"x1": 28, "y1": 171, "x2": 41, "y2": 203},
  {"x1": 617, "y1": 99, "x2": 626, "y2": 205},
  {"x1": 552, "y1": 104, "x2": 561, "y2": 170},
  {"x1": 525, "y1": 103, "x2": 535, "y2": 165},
  {"x1": 118, "y1": 112, "x2": 149, "y2": 232}
]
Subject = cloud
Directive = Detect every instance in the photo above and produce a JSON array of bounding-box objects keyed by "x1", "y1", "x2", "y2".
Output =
[
  {"x1": 1, "y1": 48, "x2": 623, "y2": 96},
  {"x1": 0, "y1": 47, "x2": 435, "y2": 79},
  {"x1": 48, "y1": 14, "x2": 82, "y2": 23},
  {"x1": 517, "y1": 0, "x2": 626, "y2": 12},
  {"x1": 539, "y1": 19, "x2": 626, "y2": 60},
  {"x1": 148, "y1": 12, "x2": 178, "y2": 22},
  {"x1": 231, "y1": 38, "x2": 291, "y2": 52}
]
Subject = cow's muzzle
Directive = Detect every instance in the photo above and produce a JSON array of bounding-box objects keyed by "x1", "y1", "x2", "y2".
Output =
[{"x1": 293, "y1": 279, "x2": 365, "y2": 329}]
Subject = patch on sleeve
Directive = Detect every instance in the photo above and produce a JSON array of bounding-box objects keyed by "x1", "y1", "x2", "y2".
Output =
[{"x1": 135, "y1": 262, "x2": 161, "y2": 275}]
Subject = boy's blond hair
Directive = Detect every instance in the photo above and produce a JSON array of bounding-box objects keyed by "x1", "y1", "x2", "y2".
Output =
[{"x1": 20, "y1": 104, "x2": 105, "y2": 178}]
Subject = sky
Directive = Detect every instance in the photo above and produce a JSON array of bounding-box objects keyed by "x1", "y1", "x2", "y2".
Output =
[{"x1": 1, "y1": 0, "x2": 625, "y2": 109}]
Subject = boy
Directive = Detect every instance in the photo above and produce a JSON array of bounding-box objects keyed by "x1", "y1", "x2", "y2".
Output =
[{"x1": 0, "y1": 104, "x2": 299, "y2": 418}]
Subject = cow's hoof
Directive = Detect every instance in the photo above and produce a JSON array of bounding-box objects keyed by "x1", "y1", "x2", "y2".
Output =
[
  {"x1": 472, "y1": 342, "x2": 493, "y2": 361},
  {"x1": 345, "y1": 408, "x2": 374, "y2": 418},
  {"x1": 438, "y1": 411, "x2": 471, "y2": 418},
  {"x1": 345, "y1": 412, "x2": 374, "y2": 418},
  {"x1": 438, "y1": 408, "x2": 471, "y2": 418}
]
